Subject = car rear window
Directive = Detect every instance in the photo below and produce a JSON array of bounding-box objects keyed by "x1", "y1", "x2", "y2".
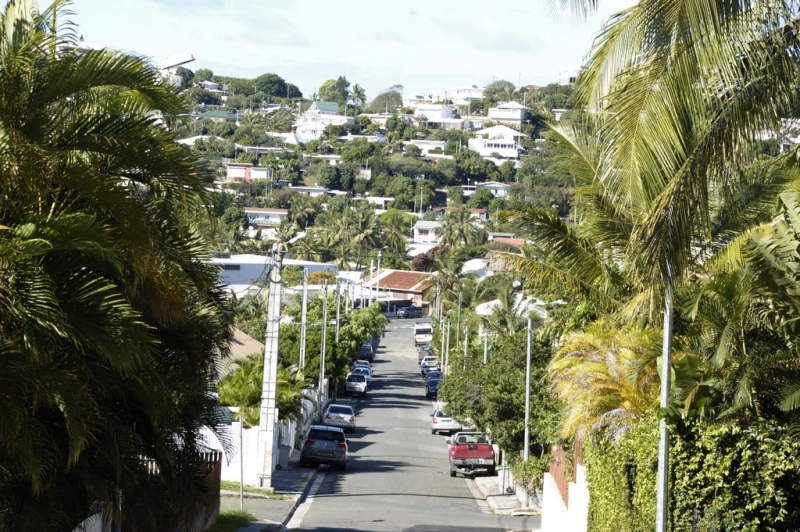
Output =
[
  {"x1": 347, "y1": 374, "x2": 366, "y2": 382},
  {"x1": 329, "y1": 405, "x2": 353, "y2": 415},
  {"x1": 308, "y1": 429, "x2": 345, "y2": 442}
]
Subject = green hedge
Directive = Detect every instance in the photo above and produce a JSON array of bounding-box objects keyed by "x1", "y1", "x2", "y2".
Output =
[{"x1": 585, "y1": 417, "x2": 800, "y2": 532}]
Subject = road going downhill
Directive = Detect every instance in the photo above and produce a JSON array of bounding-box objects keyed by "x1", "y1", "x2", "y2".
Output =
[{"x1": 287, "y1": 317, "x2": 541, "y2": 532}]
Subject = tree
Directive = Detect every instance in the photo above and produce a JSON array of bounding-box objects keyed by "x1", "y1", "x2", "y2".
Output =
[
  {"x1": 466, "y1": 188, "x2": 495, "y2": 209},
  {"x1": 366, "y1": 89, "x2": 403, "y2": 113},
  {"x1": 314, "y1": 164, "x2": 341, "y2": 189},
  {"x1": 175, "y1": 65, "x2": 194, "y2": 88},
  {"x1": 286, "y1": 83, "x2": 302, "y2": 98},
  {"x1": 254, "y1": 73, "x2": 288, "y2": 99},
  {"x1": 351, "y1": 84, "x2": 367, "y2": 107},
  {"x1": 318, "y1": 76, "x2": 351, "y2": 107},
  {"x1": 193, "y1": 67, "x2": 214, "y2": 83},
  {"x1": 0, "y1": 2, "x2": 231, "y2": 529}
]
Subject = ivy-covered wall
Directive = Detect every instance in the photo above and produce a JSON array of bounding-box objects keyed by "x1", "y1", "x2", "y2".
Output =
[{"x1": 585, "y1": 417, "x2": 800, "y2": 532}]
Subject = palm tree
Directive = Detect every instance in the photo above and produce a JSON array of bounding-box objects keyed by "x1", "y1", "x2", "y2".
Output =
[
  {"x1": 439, "y1": 207, "x2": 479, "y2": 248},
  {"x1": 351, "y1": 84, "x2": 367, "y2": 108},
  {"x1": 0, "y1": 2, "x2": 231, "y2": 528}
]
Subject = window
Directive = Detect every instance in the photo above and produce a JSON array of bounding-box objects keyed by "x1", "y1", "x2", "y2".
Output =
[{"x1": 222, "y1": 264, "x2": 240, "y2": 270}]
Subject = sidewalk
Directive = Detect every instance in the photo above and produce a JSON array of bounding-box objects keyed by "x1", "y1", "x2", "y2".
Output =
[
  {"x1": 219, "y1": 448, "x2": 317, "y2": 532},
  {"x1": 472, "y1": 468, "x2": 540, "y2": 518}
]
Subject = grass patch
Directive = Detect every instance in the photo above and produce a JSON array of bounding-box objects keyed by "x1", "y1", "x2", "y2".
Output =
[
  {"x1": 207, "y1": 509, "x2": 255, "y2": 532},
  {"x1": 220, "y1": 480, "x2": 273, "y2": 496}
]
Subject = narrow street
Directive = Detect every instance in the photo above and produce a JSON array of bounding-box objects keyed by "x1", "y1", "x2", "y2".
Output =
[{"x1": 287, "y1": 318, "x2": 541, "y2": 531}]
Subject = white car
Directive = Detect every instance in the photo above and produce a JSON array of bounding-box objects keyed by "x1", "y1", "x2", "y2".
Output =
[
  {"x1": 323, "y1": 403, "x2": 357, "y2": 433},
  {"x1": 345, "y1": 373, "x2": 367, "y2": 397},
  {"x1": 430, "y1": 408, "x2": 463, "y2": 435},
  {"x1": 349, "y1": 365, "x2": 372, "y2": 387}
]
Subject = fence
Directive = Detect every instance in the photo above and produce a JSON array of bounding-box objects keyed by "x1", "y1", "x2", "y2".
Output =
[{"x1": 549, "y1": 437, "x2": 583, "y2": 508}]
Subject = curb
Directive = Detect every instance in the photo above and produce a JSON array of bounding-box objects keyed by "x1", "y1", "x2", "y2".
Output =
[
  {"x1": 220, "y1": 489, "x2": 271, "y2": 500},
  {"x1": 279, "y1": 467, "x2": 319, "y2": 531}
]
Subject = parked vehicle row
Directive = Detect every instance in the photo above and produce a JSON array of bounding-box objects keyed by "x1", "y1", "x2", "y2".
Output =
[{"x1": 300, "y1": 424, "x2": 349, "y2": 471}]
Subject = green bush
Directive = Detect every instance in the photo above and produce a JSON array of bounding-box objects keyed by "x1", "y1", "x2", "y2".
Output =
[{"x1": 585, "y1": 416, "x2": 800, "y2": 532}]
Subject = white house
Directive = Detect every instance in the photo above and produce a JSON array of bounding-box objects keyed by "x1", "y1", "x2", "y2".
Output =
[
  {"x1": 559, "y1": 68, "x2": 580, "y2": 86},
  {"x1": 487, "y1": 101, "x2": 531, "y2": 125},
  {"x1": 413, "y1": 104, "x2": 455, "y2": 122},
  {"x1": 467, "y1": 133, "x2": 525, "y2": 160},
  {"x1": 358, "y1": 113, "x2": 414, "y2": 127},
  {"x1": 413, "y1": 221, "x2": 442, "y2": 244},
  {"x1": 338, "y1": 132, "x2": 387, "y2": 144},
  {"x1": 287, "y1": 185, "x2": 330, "y2": 197},
  {"x1": 473, "y1": 124, "x2": 526, "y2": 140},
  {"x1": 476, "y1": 181, "x2": 511, "y2": 198},
  {"x1": 224, "y1": 162, "x2": 275, "y2": 183},
  {"x1": 435, "y1": 85, "x2": 485, "y2": 106},
  {"x1": 293, "y1": 100, "x2": 355, "y2": 142},
  {"x1": 243, "y1": 207, "x2": 289, "y2": 228},
  {"x1": 210, "y1": 253, "x2": 336, "y2": 286},
  {"x1": 402, "y1": 94, "x2": 435, "y2": 109},
  {"x1": 407, "y1": 139, "x2": 447, "y2": 155}
]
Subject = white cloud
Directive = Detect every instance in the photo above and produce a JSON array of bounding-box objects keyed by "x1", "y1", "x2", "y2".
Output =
[{"x1": 68, "y1": 0, "x2": 635, "y2": 101}]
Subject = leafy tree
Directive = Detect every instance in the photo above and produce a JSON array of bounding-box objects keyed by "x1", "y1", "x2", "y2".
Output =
[
  {"x1": 366, "y1": 89, "x2": 403, "y2": 113},
  {"x1": 447, "y1": 185, "x2": 464, "y2": 205},
  {"x1": 194, "y1": 67, "x2": 214, "y2": 83},
  {"x1": 351, "y1": 83, "x2": 367, "y2": 107},
  {"x1": 466, "y1": 188, "x2": 495, "y2": 209},
  {"x1": 314, "y1": 164, "x2": 341, "y2": 189},
  {"x1": 286, "y1": 83, "x2": 302, "y2": 98},
  {"x1": 254, "y1": 73, "x2": 288, "y2": 99},
  {"x1": 318, "y1": 76, "x2": 351, "y2": 107},
  {"x1": 175, "y1": 65, "x2": 194, "y2": 88}
]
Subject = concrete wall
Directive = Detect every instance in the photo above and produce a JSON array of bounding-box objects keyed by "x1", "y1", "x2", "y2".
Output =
[{"x1": 541, "y1": 464, "x2": 589, "y2": 532}]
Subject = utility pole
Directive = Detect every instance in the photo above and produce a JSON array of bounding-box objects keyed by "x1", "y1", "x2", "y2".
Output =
[
  {"x1": 256, "y1": 244, "x2": 283, "y2": 487},
  {"x1": 656, "y1": 270, "x2": 674, "y2": 532},
  {"x1": 523, "y1": 317, "x2": 534, "y2": 508},
  {"x1": 483, "y1": 325, "x2": 489, "y2": 364},
  {"x1": 335, "y1": 278, "x2": 342, "y2": 343},
  {"x1": 298, "y1": 268, "x2": 308, "y2": 369},
  {"x1": 455, "y1": 289, "x2": 462, "y2": 348},
  {"x1": 444, "y1": 319, "x2": 451, "y2": 374},
  {"x1": 463, "y1": 326, "x2": 468, "y2": 371},
  {"x1": 376, "y1": 250, "x2": 382, "y2": 302},
  {"x1": 318, "y1": 283, "x2": 329, "y2": 413}
]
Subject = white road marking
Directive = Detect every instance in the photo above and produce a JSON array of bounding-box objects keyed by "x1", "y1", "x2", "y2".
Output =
[{"x1": 284, "y1": 471, "x2": 325, "y2": 530}]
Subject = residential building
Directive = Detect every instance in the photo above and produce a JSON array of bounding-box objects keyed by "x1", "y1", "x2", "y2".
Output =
[
  {"x1": 243, "y1": 207, "x2": 289, "y2": 228},
  {"x1": 304, "y1": 154, "x2": 342, "y2": 166},
  {"x1": 359, "y1": 268, "x2": 434, "y2": 309},
  {"x1": 434, "y1": 85, "x2": 485, "y2": 106},
  {"x1": 413, "y1": 104, "x2": 455, "y2": 122},
  {"x1": 476, "y1": 181, "x2": 511, "y2": 198},
  {"x1": 468, "y1": 132, "x2": 525, "y2": 160},
  {"x1": 198, "y1": 109, "x2": 238, "y2": 123},
  {"x1": 210, "y1": 253, "x2": 336, "y2": 286},
  {"x1": 338, "y1": 132, "x2": 387, "y2": 144},
  {"x1": 559, "y1": 68, "x2": 580, "y2": 86},
  {"x1": 199, "y1": 80, "x2": 228, "y2": 100},
  {"x1": 224, "y1": 162, "x2": 275, "y2": 183},
  {"x1": 552, "y1": 108, "x2": 568, "y2": 121},
  {"x1": 435, "y1": 206, "x2": 489, "y2": 222},
  {"x1": 293, "y1": 100, "x2": 355, "y2": 142},
  {"x1": 407, "y1": 139, "x2": 447, "y2": 155},
  {"x1": 413, "y1": 220, "x2": 442, "y2": 244},
  {"x1": 358, "y1": 113, "x2": 414, "y2": 127},
  {"x1": 287, "y1": 185, "x2": 329, "y2": 197},
  {"x1": 487, "y1": 101, "x2": 531, "y2": 126},
  {"x1": 473, "y1": 124, "x2": 526, "y2": 140},
  {"x1": 402, "y1": 94, "x2": 435, "y2": 109},
  {"x1": 359, "y1": 196, "x2": 394, "y2": 210}
]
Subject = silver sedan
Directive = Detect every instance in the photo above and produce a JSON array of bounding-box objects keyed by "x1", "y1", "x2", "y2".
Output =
[{"x1": 430, "y1": 408, "x2": 463, "y2": 435}]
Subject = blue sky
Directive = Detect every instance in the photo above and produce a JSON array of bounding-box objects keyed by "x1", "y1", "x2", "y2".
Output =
[{"x1": 67, "y1": 0, "x2": 634, "y2": 101}]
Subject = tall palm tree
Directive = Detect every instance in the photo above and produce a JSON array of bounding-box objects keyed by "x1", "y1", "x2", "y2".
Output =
[
  {"x1": 351, "y1": 84, "x2": 367, "y2": 108},
  {"x1": 0, "y1": 2, "x2": 231, "y2": 529},
  {"x1": 439, "y1": 207, "x2": 479, "y2": 248}
]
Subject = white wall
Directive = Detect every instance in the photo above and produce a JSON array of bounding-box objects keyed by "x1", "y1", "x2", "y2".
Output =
[{"x1": 541, "y1": 464, "x2": 589, "y2": 532}]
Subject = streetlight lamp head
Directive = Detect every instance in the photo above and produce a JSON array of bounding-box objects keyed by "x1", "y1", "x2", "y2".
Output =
[{"x1": 512, "y1": 280, "x2": 521, "y2": 289}]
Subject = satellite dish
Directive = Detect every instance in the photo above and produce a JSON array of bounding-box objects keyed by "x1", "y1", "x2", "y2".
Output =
[{"x1": 159, "y1": 52, "x2": 195, "y2": 70}]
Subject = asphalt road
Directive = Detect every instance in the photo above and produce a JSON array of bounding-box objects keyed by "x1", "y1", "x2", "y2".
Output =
[{"x1": 286, "y1": 318, "x2": 540, "y2": 532}]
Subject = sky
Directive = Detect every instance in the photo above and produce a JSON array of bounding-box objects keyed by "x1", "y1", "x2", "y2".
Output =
[{"x1": 66, "y1": 0, "x2": 634, "y2": 102}]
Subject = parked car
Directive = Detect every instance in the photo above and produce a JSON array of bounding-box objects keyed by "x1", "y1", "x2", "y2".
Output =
[
  {"x1": 345, "y1": 373, "x2": 367, "y2": 397},
  {"x1": 420, "y1": 356, "x2": 438, "y2": 376},
  {"x1": 397, "y1": 306, "x2": 423, "y2": 319},
  {"x1": 447, "y1": 431, "x2": 496, "y2": 477},
  {"x1": 300, "y1": 425, "x2": 348, "y2": 471},
  {"x1": 413, "y1": 323, "x2": 434, "y2": 346},
  {"x1": 352, "y1": 360, "x2": 371, "y2": 373},
  {"x1": 322, "y1": 403, "x2": 357, "y2": 433},
  {"x1": 424, "y1": 370, "x2": 442, "y2": 385},
  {"x1": 417, "y1": 345, "x2": 433, "y2": 364},
  {"x1": 430, "y1": 408, "x2": 463, "y2": 435},
  {"x1": 358, "y1": 343, "x2": 375, "y2": 361},
  {"x1": 425, "y1": 378, "x2": 440, "y2": 399},
  {"x1": 350, "y1": 365, "x2": 372, "y2": 387}
]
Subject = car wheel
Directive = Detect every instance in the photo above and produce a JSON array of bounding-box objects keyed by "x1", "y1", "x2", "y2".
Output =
[
  {"x1": 339, "y1": 462, "x2": 347, "y2": 472},
  {"x1": 299, "y1": 459, "x2": 310, "y2": 468},
  {"x1": 450, "y1": 468, "x2": 457, "y2": 478},
  {"x1": 431, "y1": 429, "x2": 437, "y2": 435},
  {"x1": 487, "y1": 465, "x2": 497, "y2": 476}
]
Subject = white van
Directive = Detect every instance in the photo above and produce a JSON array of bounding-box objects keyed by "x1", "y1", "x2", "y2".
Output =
[{"x1": 413, "y1": 323, "x2": 433, "y2": 346}]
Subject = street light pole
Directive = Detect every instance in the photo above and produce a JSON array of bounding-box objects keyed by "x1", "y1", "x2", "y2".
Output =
[
  {"x1": 298, "y1": 268, "x2": 308, "y2": 369},
  {"x1": 318, "y1": 283, "x2": 329, "y2": 412},
  {"x1": 335, "y1": 278, "x2": 342, "y2": 343},
  {"x1": 524, "y1": 317, "x2": 532, "y2": 462},
  {"x1": 656, "y1": 269, "x2": 674, "y2": 532},
  {"x1": 256, "y1": 243, "x2": 283, "y2": 487}
]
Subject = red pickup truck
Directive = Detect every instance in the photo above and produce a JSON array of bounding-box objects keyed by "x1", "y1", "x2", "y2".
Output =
[{"x1": 447, "y1": 431, "x2": 496, "y2": 478}]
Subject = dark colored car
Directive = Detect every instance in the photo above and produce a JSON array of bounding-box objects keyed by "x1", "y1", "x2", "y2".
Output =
[
  {"x1": 397, "y1": 306, "x2": 423, "y2": 319},
  {"x1": 425, "y1": 378, "x2": 440, "y2": 399},
  {"x1": 300, "y1": 425, "x2": 348, "y2": 471},
  {"x1": 424, "y1": 370, "x2": 442, "y2": 385}
]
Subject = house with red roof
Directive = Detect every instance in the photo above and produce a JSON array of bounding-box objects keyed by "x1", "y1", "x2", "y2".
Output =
[{"x1": 360, "y1": 268, "x2": 434, "y2": 309}]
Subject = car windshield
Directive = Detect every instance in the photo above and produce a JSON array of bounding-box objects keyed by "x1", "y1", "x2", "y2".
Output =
[
  {"x1": 347, "y1": 374, "x2": 365, "y2": 381},
  {"x1": 329, "y1": 405, "x2": 353, "y2": 415},
  {"x1": 415, "y1": 327, "x2": 433, "y2": 335}
]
